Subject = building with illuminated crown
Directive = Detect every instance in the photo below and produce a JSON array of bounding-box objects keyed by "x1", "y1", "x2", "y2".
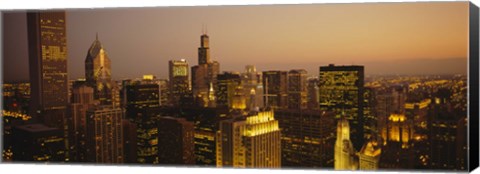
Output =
[
  {"x1": 169, "y1": 59, "x2": 190, "y2": 106},
  {"x1": 358, "y1": 140, "x2": 381, "y2": 170},
  {"x1": 216, "y1": 108, "x2": 281, "y2": 168}
]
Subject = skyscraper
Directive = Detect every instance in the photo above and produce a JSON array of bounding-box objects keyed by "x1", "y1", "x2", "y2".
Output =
[
  {"x1": 191, "y1": 32, "x2": 220, "y2": 107},
  {"x1": 287, "y1": 69, "x2": 308, "y2": 110},
  {"x1": 275, "y1": 109, "x2": 336, "y2": 168},
  {"x1": 262, "y1": 71, "x2": 288, "y2": 109},
  {"x1": 125, "y1": 78, "x2": 161, "y2": 164},
  {"x1": 157, "y1": 117, "x2": 195, "y2": 165},
  {"x1": 85, "y1": 106, "x2": 124, "y2": 163},
  {"x1": 334, "y1": 117, "x2": 358, "y2": 170},
  {"x1": 216, "y1": 109, "x2": 281, "y2": 168},
  {"x1": 319, "y1": 64, "x2": 365, "y2": 151},
  {"x1": 85, "y1": 34, "x2": 114, "y2": 106},
  {"x1": 27, "y1": 11, "x2": 68, "y2": 129},
  {"x1": 358, "y1": 140, "x2": 381, "y2": 170},
  {"x1": 240, "y1": 65, "x2": 264, "y2": 110},
  {"x1": 216, "y1": 72, "x2": 242, "y2": 109},
  {"x1": 307, "y1": 77, "x2": 320, "y2": 109},
  {"x1": 169, "y1": 59, "x2": 190, "y2": 106}
]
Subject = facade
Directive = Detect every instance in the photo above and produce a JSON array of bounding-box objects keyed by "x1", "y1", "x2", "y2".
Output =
[
  {"x1": 191, "y1": 33, "x2": 220, "y2": 106},
  {"x1": 27, "y1": 11, "x2": 68, "y2": 129},
  {"x1": 11, "y1": 124, "x2": 66, "y2": 162},
  {"x1": 334, "y1": 117, "x2": 358, "y2": 170},
  {"x1": 169, "y1": 59, "x2": 190, "y2": 106},
  {"x1": 216, "y1": 109, "x2": 281, "y2": 168},
  {"x1": 216, "y1": 72, "x2": 242, "y2": 109},
  {"x1": 358, "y1": 141, "x2": 381, "y2": 170},
  {"x1": 262, "y1": 71, "x2": 288, "y2": 109},
  {"x1": 240, "y1": 65, "x2": 264, "y2": 110},
  {"x1": 275, "y1": 109, "x2": 336, "y2": 168},
  {"x1": 379, "y1": 114, "x2": 415, "y2": 169},
  {"x1": 307, "y1": 77, "x2": 320, "y2": 109},
  {"x1": 287, "y1": 69, "x2": 308, "y2": 110},
  {"x1": 85, "y1": 106, "x2": 124, "y2": 163},
  {"x1": 319, "y1": 64, "x2": 365, "y2": 151},
  {"x1": 125, "y1": 79, "x2": 161, "y2": 164},
  {"x1": 157, "y1": 117, "x2": 195, "y2": 165},
  {"x1": 85, "y1": 34, "x2": 114, "y2": 106}
]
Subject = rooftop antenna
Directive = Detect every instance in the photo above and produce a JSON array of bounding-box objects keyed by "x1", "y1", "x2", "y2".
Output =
[
  {"x1": 205, "y1": 24, "x2": 208, "y2": 34},
  {"x1": 96, "y1": 32, "x2": 98, "y2": 40}
]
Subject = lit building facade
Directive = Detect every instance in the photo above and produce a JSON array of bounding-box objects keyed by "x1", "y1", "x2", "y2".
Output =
[
  {"x1": 216, "y1": 72, "x2": 242, "y2": 109},
  {"x1": 319, "y1": 64, "x2": 365, "y2": 151},
  {"x1": 379, "y1": 114, "x2": 415, "y2": 169},
  {"x1": 85, "y1": 106, "x2": 124, "y2": 163},
  {"x1": 125, "y1": 79, "x2": 161, "y2": 164},
  {"x1": 27, "y1": 11, "x2": 68, "y2": 129},
  {"x1": 275, "y1": 109, "x2": 336, "y2": 168},
  {"x1": 358, "y1": 140, "x2": 381, "y2": 170},
  {"x1": 157, "y1": 117, "x2": 195, "y2": 165},
  {"x1": 216, "y1": 109, "x2": 281, "y2": 168},
  {"x1": 169, "y1": 59, "x2": 190, "y2": 106},
  {"x1": 262, "y1": 71, "x2": 288, "y2": 109},
  {"x1": 334, "y1": 117, "x2": 358, "y2": 170},
  {"x1": 85, "y1": 34, "x2": 114, "y2": 106},
  {"x1": 287, "y1": 69, "x2": 308, "y2": 110}
]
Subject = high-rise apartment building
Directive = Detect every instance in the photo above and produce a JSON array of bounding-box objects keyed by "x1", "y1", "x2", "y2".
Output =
[
  {"x1": 85, "y1": 106, "x2": 124, "y2": 163},
  {"x1": 262, "y1": 71, "x2": 288, "y2": 109}
]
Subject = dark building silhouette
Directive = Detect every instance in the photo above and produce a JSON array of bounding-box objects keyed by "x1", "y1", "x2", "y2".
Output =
[
  {"x1": 122, "y1": 119, "x2": 138, "y2": 164},
  {"x1": 27, "y1": 11, "x2": 68, "y2": 129},
  {"x1": 191, "y1": 32, "x2": 220, "y2": 107},
  {"x1": 157, "y1": 117, "x2": 195, "y2": 165},
  {"x1": 125, "y1": 79, "x2": 161, "y2": 164},
  {"x1": 169, "y1": 59, "x2": 190, "y2": 106},
  {"x1": 319, "y1": 64, "x2": 365, "y2": 151},
  {"x1": 216, "y1": 72, "x2": 242, "y2": 109},
  {"x1": 275, "y1": 109, "x2": 336, "y2": 168},
  {"x1": 85, "y1": 34, "x2": 114, "y2": 106},
  {"x1": 287, "y1": 69, "x2": 308, "y2": 110},
  {"x1": 11, "y1": 124, "x2": 66, "y2": 162},
  {"x1": 262, "y1": 71, "x2": 288, "y2": 109},
  {"x1": 307, "y1": 77, "x2": 320, "y2": 109}
]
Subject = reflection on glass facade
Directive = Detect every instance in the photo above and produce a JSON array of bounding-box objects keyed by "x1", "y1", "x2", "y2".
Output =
[{"x1": 85, "y1": 34, "x2": 113, "y2": 106}]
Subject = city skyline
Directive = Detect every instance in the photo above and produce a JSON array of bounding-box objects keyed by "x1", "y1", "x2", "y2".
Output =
[{"x1": 3, "y1": 2, "x2": 469, "y2": 82}]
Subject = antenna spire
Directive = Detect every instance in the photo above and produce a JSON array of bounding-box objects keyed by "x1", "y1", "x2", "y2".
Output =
[{"x1": 96, "y1": 32, "x2": 98, "y2": 40}]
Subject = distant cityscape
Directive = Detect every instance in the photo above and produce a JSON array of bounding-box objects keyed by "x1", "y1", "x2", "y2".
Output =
[{"x1": 2, "y1": 11, "x2": 468, "y2": 171}]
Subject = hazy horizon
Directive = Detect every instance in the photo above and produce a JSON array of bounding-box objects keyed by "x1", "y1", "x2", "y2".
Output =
[{"x1": 2, "y1": 2, "x2": 469, "y2": 82}]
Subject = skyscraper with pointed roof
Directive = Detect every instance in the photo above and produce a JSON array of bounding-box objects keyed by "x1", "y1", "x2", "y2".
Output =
[{"x1": 85, "y1": 33, "x2": 113, "y2": 106}]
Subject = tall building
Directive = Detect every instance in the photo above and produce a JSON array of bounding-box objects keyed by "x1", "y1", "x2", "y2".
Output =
[
  {"x1": 122, "y1": 119, "x2": 137, "y2": 164},
  {"x1": 358, "y1": 140, "x2": 381, "y2": 170},
  {"x1": 319, "y1": 64, "x2": 365, "y2": 151},
  {"x1": 287, "y1": 69, "x2": 308, "y2": 110},
  {"x1": 334, "y1": 117, "x2": 358, "y2": 170},
  {"x1": 85, "y1": 106, "x2": 124, "y2": 163},
  {"x1": 27, "y1": 11, "x2": 68, "y2": 129},
  {"x1": 11, "y1": 124, "x2": 66, "y2": 162},
  {"x1": 240, "y1": 65, "x2": 264, "y2": 110},
  {"x1": 363, "y1": 87, "x2": 378, "y2": 140},
  {"x1": 85, "y1": 34, "x2": 114, "y2": 106},
  {"x1": 125, "y1": 78, "x2": 161, "y2": 164},
  {"x1": 216, "y1": 109, "x2": 281, "y2": 168},
  {"x1": 191, "y1": 32, "x2": 220, "y2": 107},
  {"x1": 67, "y1": 84, "x2": 95, "y2": 162},
  {"x1": 169, "y1": 59, "x2": 190, "y2": 106},
  {"x1": 378, "y1": 114, "x2": 415, "y2": 169},
  {"x1": 262, "y1": 71, "x2": 288, "y2": 109},
  {"x1": 216, "y1": 72, "x2": 242, "y2": 109},
  {"x1": 307, "y1": 77, "x2": 320, "y2": 109},
  {"x1": 275, "y1": 109, "x2": 336, "y2": 168},
  {"x1": 157, "y1": 117, "x2": 195, "y2": 165}
]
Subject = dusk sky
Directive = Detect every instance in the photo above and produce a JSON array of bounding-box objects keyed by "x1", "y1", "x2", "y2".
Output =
[{"x1": 2, "y1": 2, "x2": 469, "y2": 82}]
